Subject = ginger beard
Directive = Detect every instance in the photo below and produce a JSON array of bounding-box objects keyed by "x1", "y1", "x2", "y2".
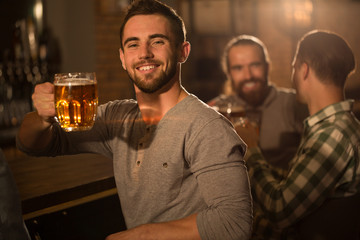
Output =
[{"x1": 232, "y1": 77, "x2": 269, "y2": 107}]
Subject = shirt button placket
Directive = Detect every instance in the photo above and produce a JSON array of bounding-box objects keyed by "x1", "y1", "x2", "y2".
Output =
[{"x1": 137, "y1": 142, "x2": 144, "y2": 167}]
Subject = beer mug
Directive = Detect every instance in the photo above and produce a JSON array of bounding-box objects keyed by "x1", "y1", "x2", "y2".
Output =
[
  {"x1": 217, "y1": 103, "x2": 246, "y2": 121},
  {"x1": 54, "y1": 72, "x2": 98, "y2": 132}
]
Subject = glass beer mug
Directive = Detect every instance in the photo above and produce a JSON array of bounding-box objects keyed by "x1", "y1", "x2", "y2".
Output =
[{"x1": 54, "y1": 72, "x2": 98, "y2": 132}]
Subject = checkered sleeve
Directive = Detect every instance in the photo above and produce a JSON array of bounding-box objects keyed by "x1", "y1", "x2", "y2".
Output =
[{"x1": 246, "y1": 125, "x2": 352, "y2": 229}]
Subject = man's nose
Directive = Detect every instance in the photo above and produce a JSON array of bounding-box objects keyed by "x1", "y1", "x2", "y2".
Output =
[
  {"x1": 139, "y1": 44, "x2": 154, "y2": 59},
  {"x1": 243, "y1": 66, "x2": 252, "y2": 80}
]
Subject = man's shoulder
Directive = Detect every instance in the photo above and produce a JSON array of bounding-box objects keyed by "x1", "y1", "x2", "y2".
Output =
[
  {"x1": 101, "y1": 99, "x2": 137, "y2": 107},
  {"x1": 332, "y1": 110, "x2": 360, "y2": 137},
  {"x1": 269, "y1": 86, "x2": 302, "y2": 106},
  {"x1": 309, "y1": 109, "x2": 360, "y2": 142},
  {"x1": 179, "y1": 95, "x2": 222, "y2": 119},
  {"x1": 265, "y1": 86, "x2": 297, "y2": 105},
  {"x1": 98, "y1": 99, "x2": 138, "y2": 117},
  {"x1": 170, "y1": 95, "x2": 233, "y2": 134},
  {"x1": 272, "y1": 86, "x2": 296, "y2": 97}
]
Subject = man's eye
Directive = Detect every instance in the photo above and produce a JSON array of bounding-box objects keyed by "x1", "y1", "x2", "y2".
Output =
[
  {"x1": 127, "y1": 43, "x2": 138, "y2": 48},
  {"x1": 153, "y1": 40, "x2": 165, "y2": 45},
  {"x1": 251, "y1": 63, "x2": 263, "y2": 68},
  {"x1": 231, "y1": 66, "x2": 242, "y2": 71}
]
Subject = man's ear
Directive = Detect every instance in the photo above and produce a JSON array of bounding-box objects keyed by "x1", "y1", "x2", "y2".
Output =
[
  {"x1": 301, "y1": 62, "x2": 310, "y2": 80},
  {"x1": 119, "y1": 48, "x2": 127, "y2": 70},
  {"x1": 178, "y1": 41, "x2": 191, "y2": 63}
]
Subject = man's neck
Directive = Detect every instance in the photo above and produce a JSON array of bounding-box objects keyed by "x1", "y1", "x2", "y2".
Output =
[
  {"x1": 307, "y1": 85, "x2": 344, "y2": 116},
  {"x1": 135, "y1": 83, "x2": 189, "y2": 125}
]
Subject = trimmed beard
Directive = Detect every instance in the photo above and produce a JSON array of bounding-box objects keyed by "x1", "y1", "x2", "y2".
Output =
[
  {"x1": 233, "y1": 78, "x2": 270, "y2": 107},
  {"x1": 128, "y1": 60, "x2": 177, "y2": 94}
]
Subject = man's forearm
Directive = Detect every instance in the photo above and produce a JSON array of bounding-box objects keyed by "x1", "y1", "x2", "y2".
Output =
[
  {"x1": 105, "y1": 214, "x2": 202, "y2": 240},
  {"x1": 17, "y1": 111, "x2": 54, "y2": 151}
]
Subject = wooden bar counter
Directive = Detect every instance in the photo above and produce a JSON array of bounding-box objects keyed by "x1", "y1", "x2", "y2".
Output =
[
  {"x1": 3, "y1": 147, "x2": 116, "y2": 218},
  {"x1": 3, "y1": 146, "x2": 126, "y2": 239}
]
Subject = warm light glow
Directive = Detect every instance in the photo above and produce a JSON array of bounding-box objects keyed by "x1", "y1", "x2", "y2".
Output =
[
  {"x1": 283, "y1": 0, "x2": 313, "y2": 28},
  {"x1": 34, "y1": 0, "x2": 43, "y2": 21},
  {"x1": 28, "y1": 27, "x2": 36, "y2": 46}
]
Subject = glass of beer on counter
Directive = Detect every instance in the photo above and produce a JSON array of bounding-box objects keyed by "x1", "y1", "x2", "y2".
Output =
[{"x1": 54, "y1": 72, "x2": 98, "y2": 132}]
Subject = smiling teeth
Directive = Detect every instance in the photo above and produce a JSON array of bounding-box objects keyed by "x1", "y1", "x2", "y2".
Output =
[
  {"x1": 245, "y1": 82, "x2": 256, "y2": 87},
  {"x1": 139, "y1": 65, "x2": 155, "y2": 71}
]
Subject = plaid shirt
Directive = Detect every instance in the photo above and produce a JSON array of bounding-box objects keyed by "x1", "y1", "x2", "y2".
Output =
[{"x1": 246, "y1": 100, "x2": 360, "y2": 239}]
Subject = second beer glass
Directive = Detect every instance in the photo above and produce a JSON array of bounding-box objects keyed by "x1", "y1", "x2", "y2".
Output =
[{"x1": 54, "y1": 72, "x2": 98, "y2": 132}]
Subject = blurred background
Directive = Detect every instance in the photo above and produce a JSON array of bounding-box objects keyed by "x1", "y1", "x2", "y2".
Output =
[{"x1": 1, "y1": 0, "x2": 360, "y2": 145}]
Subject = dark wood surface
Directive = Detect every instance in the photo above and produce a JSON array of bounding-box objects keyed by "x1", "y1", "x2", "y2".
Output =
[{"x1": 3, "y1": 147, "x2": 116, "y2": 215}]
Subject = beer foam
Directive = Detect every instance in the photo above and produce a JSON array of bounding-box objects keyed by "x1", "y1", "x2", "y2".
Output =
[{"x1": 55, "y1": 78, "x2": 95, "y2": 86}]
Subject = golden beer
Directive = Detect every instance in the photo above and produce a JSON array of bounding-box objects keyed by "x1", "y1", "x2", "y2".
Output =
[
  {"x1": 218, "y1": 105, "x2": 246, "y2": 121},
  {"x1": 54, "y1": 74, "x2": 98, "y2": 132}
]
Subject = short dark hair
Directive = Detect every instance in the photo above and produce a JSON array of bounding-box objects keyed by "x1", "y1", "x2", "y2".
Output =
[
  {"x1": 295, "y1": 30, "x2": 355, "y2": 87},
  {"x1": 119, "y1": 0, "x2": 186, "y2": 50}
]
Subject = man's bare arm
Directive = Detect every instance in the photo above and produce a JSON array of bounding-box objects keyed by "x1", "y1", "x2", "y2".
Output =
[{"x1": 105, "y1": 214, "x2": 201, "y2": 240}]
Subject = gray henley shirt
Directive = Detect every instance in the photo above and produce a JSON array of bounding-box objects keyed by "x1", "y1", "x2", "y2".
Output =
[{"x1": 18, "y1": 95, "x2": 252, "y2": 240}]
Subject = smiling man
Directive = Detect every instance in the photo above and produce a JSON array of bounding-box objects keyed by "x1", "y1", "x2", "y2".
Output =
[
  {"x1": 120, "y1": 16, "x2": 179, "y2": 95},
  {"x1": 16, "y1": 0, "x2": 252, "y2": 240},
  {"x1": 208, "y1": 35, "x2": 308, "y2": 171}
]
